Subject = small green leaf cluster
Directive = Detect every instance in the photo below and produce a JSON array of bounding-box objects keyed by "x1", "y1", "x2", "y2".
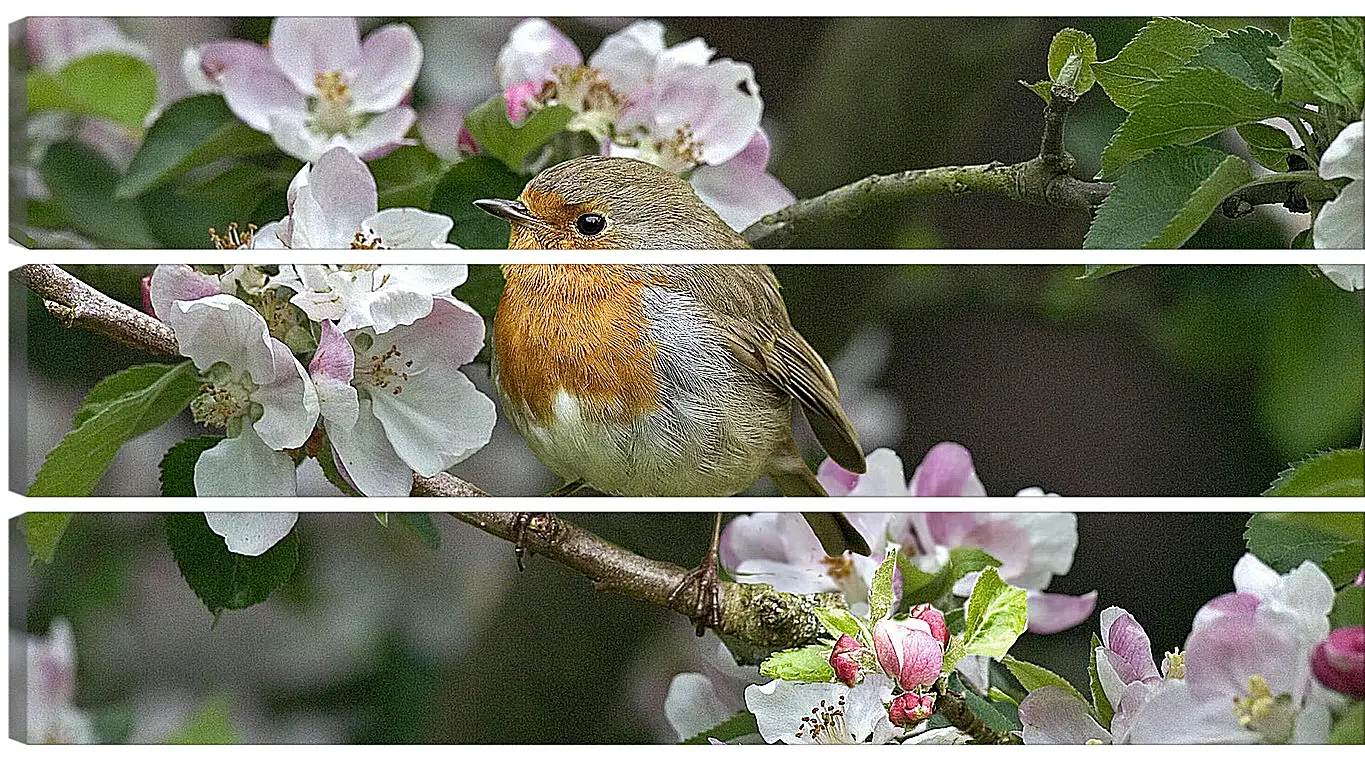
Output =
[{"x1": 1025, "y1": 18, "x2": 1363, "y2": 249}]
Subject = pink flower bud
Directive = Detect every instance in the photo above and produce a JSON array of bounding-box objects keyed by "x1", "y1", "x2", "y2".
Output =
[
  {"x1": 504, "y1": 80, "x2": 541, "y2": 123},
  {"x1": 1312, "y1": 626, "x2": 1364, "y2": 698},
  {"x1": 874, "y1": 618, "x2": 944, "y2": 690},
  {"x1": 829, "y1": 633, "x2": 863, "y2": 686},
  {"x1": 888, "y1": 692, "x2": 936, "y2": 726},
  {"x1": 908, "y1": 603, "x2": 949, "y2": 647}
]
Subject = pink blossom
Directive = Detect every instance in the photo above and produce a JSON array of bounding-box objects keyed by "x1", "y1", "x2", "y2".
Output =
[
  {"x1": 888, "y1": 692, "x2": 936, "y2": 726},
  {"x1": 873, "y1": 618, "x2": 943, "y2": 690}
]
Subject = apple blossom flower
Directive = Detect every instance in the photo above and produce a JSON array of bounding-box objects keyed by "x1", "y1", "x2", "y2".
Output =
[
  {"x1": 1317, "y1": 264, "x2": 1364, "y2": 291},
  {"x1": 1314, "y1": 121, "x2": 1363, "y2": 252},
  {"x1": 888, "y1": 691, "x2": 936, "y2": 727},
  {"x1": 204, "y1": 512, "x2": 299, "y2": 556},
  {"x1": 829, "y1": 634, "x2": 865, "y2": 686},
  {"x1": 152, "y1": 279, "x2": 320, "y2": 496},
  {"x1": 873, "y1": 618, "x2": 944, "y2": 690},
  {"x1": 744, "y1": 674, "x2": 902, "y2": 744},
  {"x1": 306, "y1": 298, "x2": 496, "y2": 497},
  {"x1": 252, "y1": 146, "x2": 455, "y2": 249},
  {"x1": 491, "y1": 18, "x2": 792, "y2": 230},
  {"x1": 718, "y1": 512, "x2": 901, "y2": 611},
  {"x1": 270, "y1": 265, "x2": 469, "y2": 334},
  {"x1": 1191, "y1": 554, "x2": 1335, "y2": 647},
  {"x1": 22, "y1": 618, "x2": 95, "y2": 744},
  {"x1": 192, "y1": 18, "x2": 421, "y2": 161},
  {"x1": 1094, "y1": 607, "x2": 1163, "y2": 711},
  {"x1": 1311, "y1": 627, "x2": 1364, "y2": 698}
]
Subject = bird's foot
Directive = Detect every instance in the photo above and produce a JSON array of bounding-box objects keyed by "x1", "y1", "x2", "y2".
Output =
[
  {"x1": 668, "y1": 548, "x2": 723, "y2": 637},
  {"x1": 510, "y1": 513, "x2": 555, "y2": 571}
]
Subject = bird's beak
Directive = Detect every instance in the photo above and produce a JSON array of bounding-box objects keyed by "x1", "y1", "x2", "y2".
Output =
[{"x1": 474, "y1": 198, "x2": 542, "y2": 228}]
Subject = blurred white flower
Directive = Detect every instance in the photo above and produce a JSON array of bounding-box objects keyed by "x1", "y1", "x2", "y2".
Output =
[{"x1": 23, "y1": 618, "x2": 95, "y2": 744}]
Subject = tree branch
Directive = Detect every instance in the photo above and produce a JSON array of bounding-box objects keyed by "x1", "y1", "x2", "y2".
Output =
[
  {"x1": 20, "y1": 263, "x2": 1021, "y2": 742},
  {"x1": 742, "y1": 83, "x2": 1110, "y2": 248},
  {"x1": 14, "y1": 264, "x2": 179, "y2": 357},
  {"x1": 932, "y1": 679, "x2": 1020, "y2": 744}
]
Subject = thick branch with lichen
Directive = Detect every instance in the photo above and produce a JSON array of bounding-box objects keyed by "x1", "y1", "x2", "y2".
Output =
[{"x1": 18, "y1": 263, "x2": 1016, "y2": 742}]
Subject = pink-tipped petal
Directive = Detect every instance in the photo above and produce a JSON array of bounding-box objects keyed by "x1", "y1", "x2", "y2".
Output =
[
  {"x1": 908, "y1": 442, "x2": 987, "y2": 496},
  {"x1": 495, "y1": 18, "x2": 582, "y2": 89},
  {"x1": 1027, "y1": 591, "x2": 1099, "y2": 634}
]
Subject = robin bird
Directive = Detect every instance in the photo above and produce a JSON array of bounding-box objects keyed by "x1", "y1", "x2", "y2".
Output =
[{"x1": 476, "y1": 156, "x2": 871, "y2": 630}]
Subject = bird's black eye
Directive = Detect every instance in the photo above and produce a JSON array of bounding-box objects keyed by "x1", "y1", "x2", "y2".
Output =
[{"x1": 575, "y1": 213, "x2": 607, "y2": 237}]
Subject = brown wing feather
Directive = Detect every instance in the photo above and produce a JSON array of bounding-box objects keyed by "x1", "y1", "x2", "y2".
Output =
[{"x1": 670, "y1": 265, "x2": 867, "y2": 474}]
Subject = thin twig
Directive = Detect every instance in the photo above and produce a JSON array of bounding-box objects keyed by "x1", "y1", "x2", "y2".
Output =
[
  {"x1": 742, "y1": 84, "x2": 1111, "y2": 248},
  {"x1": 13, "y1": 264, "x2": 178, "y2": 357}
]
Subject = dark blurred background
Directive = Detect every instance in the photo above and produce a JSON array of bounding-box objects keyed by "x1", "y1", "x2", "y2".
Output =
[
  {"x1": 11, "y1": 512, "x2": 1253, "y2": 743},
  {"x1": 12, "y1": 264, "x2": 1363, "y2": 497}
]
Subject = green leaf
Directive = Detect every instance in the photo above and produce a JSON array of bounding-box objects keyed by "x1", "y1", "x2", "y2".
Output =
[
  {"x1": 1019, "y1": 80, "x2": 1054, "y2": 104},
  {"x1": 1048, "y1": 29, "x2": 1098, "y2": 95},
  {"x1": 28, "y1": 53, "x2": 157, "y2": 129},
  {"x1": 1077, "y1": 264, "x2": 1140, "y2": 280},
  {"x1": 159, "y1": 435, "x2": 224, "y2": 496},
  {"x1": 396, "y1": 513, "x2": 441, "y2": 549},
  {"x1": 1001, "y1": 655, "x2": 1086, "y2": 702},
  {"x1": 868, "y1": 544, "x2": 899, "y2": 620},
  {"x1": 1101, "y1": 67, "x2": 1294, "y2": 176},
  {"x1": 1237, "y1": 123, "x2": 1295, "y2": 172},
  {"x1": 679, "y1": 711, "x2": 758, "y2": 745},
  {"x1": 947, "y1": 547, "x2": 1003, "y2": 580},
  {"x1": 23, "y1": 513, "x2": 73, "y2": 564},
  {"x1": 39, "y1": 141, "x2": 159, "y2": 247},
  {"x1": 1086, "y1": 146, "x2": 1254, "y2": 249},
  {"x1": 1272, "y1": 17, "x2": 1364, "y2": 112},
  {"x1": 898, "y1": 546, "x2": 1001, "y2": 606},
  {"x1": 117, "y1": 95, "x2": 276, "y2": 198},
  {"x1": 463, "y1": 96, "x2": 574, "y2": 170},
  {"x1": 1245, "y1": 512, "x2": 1364, "y2": 587},
  {"x1": 164, "y1": 513, "x2": 299, "y2": 615},
  {"x1": 1330, "y1": 701, "x2": 1364, "y2": 745},
  {"x1": 429, "y1": 156, "x2": 527, "y2": 248},
  {"x1": 759, "y1": 645, "x2": 835, "y2": 683},
  {"x1": 30, "y1": 362, "x2": 199, "y2": 496},
  {"x1": 454, "y1": 264, "x2": 506, "y2": 319},
  {"x1": 314, "y1": 437, "x2": 360, "y2": 496},
  {"x1": 1088, "y1": 633, "x2": 1115, "y2": 729},
  {"x1": 1291, "y1": 228, "x2": 1314, "y2": 248},
  {"x1": 941, "y1": 633, "x2": 967, "y2": 677},
  {"x1": 1188, "y1": 28, "x2": 1283, "y2": 94},
  {"x1": 370, "y1": 145, "x2": 449, "y2": 210},
  {"x1": 962, "y1": 687, "x2": 1020, "y2": 732},
  {"x1": 814, "y1": 606, "x2": 866, "y2": 641},
  {"x1": 1093, "y1": 17, "x2": 1219, "y2": 111},
  {"x1": 74, "y1": 363, "x2": 181, "y2": 427},
  {"x1": 1330, "y1": 585, "x2": 1364, "y2": 629},
  {"x1": 1266, "y1": 450, "x2": 1365, "y2": 497},
  {"x1": 162, "y1": 695, "x2": 238, "y2": 744},
  {"x1": 962, "y1": 567, "x2": 1029, "y2": 658}
]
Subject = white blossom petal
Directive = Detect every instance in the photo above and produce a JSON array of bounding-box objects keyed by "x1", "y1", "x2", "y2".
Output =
[
  {"x1": 495, "y1": 18, "x2": 582, "y2": 88},
  {"x1": 149, "y1": 264, "x2": 221, "y2": 320},
  {"x1": 269, "y1": 17, "x2": 363, "y2": 95},
  {"x1": 194, "y1": 429, "x2": 299, "y2": 496},
  {"x1": 1314, "y1": 121, "x2": 1363, "y2": 250},
  {"x1": 346, "y1": 106, "x2": 417, "y2": 160},
  {"x1": 351, "y1": 24, "x2": 422, "y2": 112},
  {"x1": 249, "y1": 336, "x2": 319, "y2": 450},
  {"x1": 204, "y1": 512, "x2": 299, "y2": 555},
  {"x1": 362, "y1": 207, "x2": 456, "y2": 249},
  {"x1": 165, "y1": 293, "x2": 275, "y2": 383},
  {"x1": 328, "y1": 396, "x2": 414, "y2": 496}
]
